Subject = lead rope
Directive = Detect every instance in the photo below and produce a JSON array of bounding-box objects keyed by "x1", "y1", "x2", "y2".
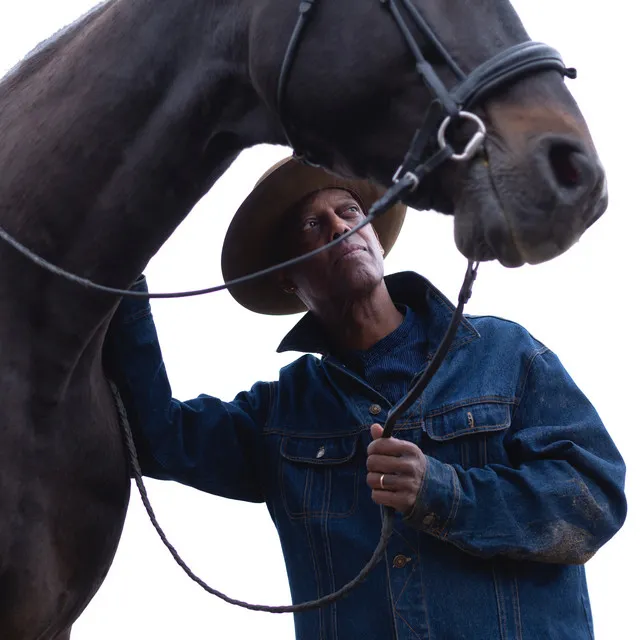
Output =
[{"x1": 110, "y1": 259, "x2": 479, "y2": 614}]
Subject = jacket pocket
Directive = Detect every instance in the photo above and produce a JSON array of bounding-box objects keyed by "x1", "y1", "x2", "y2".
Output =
[
  {"x1": 279, "y1": 432, "x2": 361, "y2": 519},
  {"x1": 424, "y1": 400, "x2": 512, "y2": 468}
]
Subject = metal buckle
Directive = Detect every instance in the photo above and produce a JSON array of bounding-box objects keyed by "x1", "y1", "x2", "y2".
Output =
[
  {"x1": 392, "y1": 167, "x2": 420, "y2": 192},
  {"x1": 437, "y1": 110, "x2": 487, "y2": 162}
]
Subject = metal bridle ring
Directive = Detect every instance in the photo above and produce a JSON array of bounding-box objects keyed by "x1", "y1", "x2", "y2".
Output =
[
  {"x1": 437, "y1": 110, "x2": 487, "y2": 162},
  {"x1": 391, "y1": 167, "x2": 420, "y2": 192}
]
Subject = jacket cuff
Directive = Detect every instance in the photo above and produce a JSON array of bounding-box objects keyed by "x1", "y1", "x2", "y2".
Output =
[
  {"x1": 403, "y1": 455, "x2": 461, "y2": 537},
  {"x1": 112, "y1": 275, "x2": 151, "y2": 324}
]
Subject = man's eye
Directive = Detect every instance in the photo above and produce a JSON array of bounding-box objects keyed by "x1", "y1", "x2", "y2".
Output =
[{"x1": 302, "y1": 218, "x2": 318, "y2": 231}]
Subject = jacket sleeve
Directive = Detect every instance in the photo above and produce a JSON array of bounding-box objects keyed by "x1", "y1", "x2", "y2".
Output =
[
  {"x1": 404, "y1": 346, "x2": 627, "y2": 564},
  {"x1": 102, "y1": 276, "x2": 270, "y2": 503}
]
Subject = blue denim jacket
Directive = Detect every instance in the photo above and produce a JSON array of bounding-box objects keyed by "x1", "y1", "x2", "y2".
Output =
[{"x1": 104, "y1": 271, "x2": 626, "y2": 640}]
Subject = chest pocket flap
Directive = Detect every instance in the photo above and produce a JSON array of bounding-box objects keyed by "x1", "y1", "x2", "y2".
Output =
[
  {"x1": 280, "y1": 433, "x2": 359, "y2": 465},
  {"x1": 425, "y1": 401, "x2": 512, "y2": 441}
]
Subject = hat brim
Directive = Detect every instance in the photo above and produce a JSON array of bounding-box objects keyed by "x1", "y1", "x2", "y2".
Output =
[{"x1": 221, "y1": 157, "x2": 407, "y2": 315}]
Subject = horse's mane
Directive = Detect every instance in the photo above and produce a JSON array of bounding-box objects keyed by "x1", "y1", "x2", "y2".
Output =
[{"x1": 1, "y1": 1, "x2": 113, "y2": 84}]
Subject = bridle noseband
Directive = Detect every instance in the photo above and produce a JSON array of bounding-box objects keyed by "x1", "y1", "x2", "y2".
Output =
[{"x1": 277, "y1": 0, "x2": 576, "y2": 197}]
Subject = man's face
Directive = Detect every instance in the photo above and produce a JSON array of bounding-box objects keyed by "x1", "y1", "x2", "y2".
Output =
[{"x1": 278, "y1": 188, "x2": 385, "y2": 311}]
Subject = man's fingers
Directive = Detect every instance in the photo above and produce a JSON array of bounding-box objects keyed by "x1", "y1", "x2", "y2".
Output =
[
  {"x1": 367, "y1": 472, "x2": 416, "y2": 492},
  {"x1": 367, "y1": 472, "x2": 397, "y2": 492},
  {"x1": 366, "y1": 454, "x2": 413, "y2": 474},
  {"x1": 371, "y1": 489, "x2": 393, "y2": 505},
  {"x1": 367, "y1": 436, "x2": 415, "y2": 457}
]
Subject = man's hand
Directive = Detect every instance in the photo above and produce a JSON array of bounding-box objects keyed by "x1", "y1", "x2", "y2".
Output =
[{"x1": 366, "y1": 423, "x2": 427, "y2": 514}]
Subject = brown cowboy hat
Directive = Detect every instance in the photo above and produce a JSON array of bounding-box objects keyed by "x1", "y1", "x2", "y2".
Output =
[{"x1": 221, "y1": 156, "x2": 407, "y2": 315}]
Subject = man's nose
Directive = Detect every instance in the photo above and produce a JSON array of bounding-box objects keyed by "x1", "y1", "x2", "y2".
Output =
[
  {"x1": 330, "y1": 215, "x2": 351, "y2": 241},
  {"x1": 332, "y1": 228, "x2": 349, "y2": 241}
]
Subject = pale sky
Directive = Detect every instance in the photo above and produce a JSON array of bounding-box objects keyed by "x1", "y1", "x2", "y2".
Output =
[{"x1": 1, "y1": 1, "x2": 637, "y2": 639}]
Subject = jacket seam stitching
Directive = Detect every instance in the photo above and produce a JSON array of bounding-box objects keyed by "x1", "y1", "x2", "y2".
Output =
[{"x1": 511, "y1": 346, "x2": 549, "y2": 423}]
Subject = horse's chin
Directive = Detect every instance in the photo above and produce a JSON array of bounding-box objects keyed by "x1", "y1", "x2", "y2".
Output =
[
  {"x1": 450, "y1": 164, "x2": 527, "y2": 268},
  {"x1": 453, "y1": 203, "x2": 525, "y2": 267}
]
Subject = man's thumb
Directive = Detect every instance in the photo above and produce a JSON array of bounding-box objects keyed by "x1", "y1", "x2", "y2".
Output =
[{"x1": 370, "y1": 423, "x2": 384, "y2": 440}]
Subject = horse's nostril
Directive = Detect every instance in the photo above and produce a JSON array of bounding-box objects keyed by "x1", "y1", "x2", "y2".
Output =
[
  {"x1": 548, "y1": 142, "x2": 582, "y2": 188},
  {"x1": 532, "y1": 135, "x2": 601, "y2": 208}
]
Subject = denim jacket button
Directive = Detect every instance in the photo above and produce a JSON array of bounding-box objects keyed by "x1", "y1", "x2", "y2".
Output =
[
  {"x1": 316, "y1": 446, "x2": 326, "y2": 459},
  {"x1": 369, "y1": 404, "x2": 382, "y2": 416},
  {"x1": 422, "y1": 513, "x2": 437, "y2": 527},
  {"x1": 392, "y1": 554, "x2": 411, "y2": 569}
]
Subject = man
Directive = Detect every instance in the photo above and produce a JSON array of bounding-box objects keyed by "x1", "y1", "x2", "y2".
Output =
[{"x1": 104, "y1": 157, "x2": 626, "y2": 639}]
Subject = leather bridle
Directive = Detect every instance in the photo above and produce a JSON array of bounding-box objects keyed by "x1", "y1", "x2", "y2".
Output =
[{"x1": 277, "y1": 0, "x2": 576, "y2": 202}]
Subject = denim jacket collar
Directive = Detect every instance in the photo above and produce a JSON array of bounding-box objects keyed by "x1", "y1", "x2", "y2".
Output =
[{"x1": 276, "y1": 271, "x2": 480, "y2": 357}]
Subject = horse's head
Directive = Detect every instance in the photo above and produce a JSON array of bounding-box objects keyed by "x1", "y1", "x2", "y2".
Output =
[{"x1": 250, "y1": 0, "x2": 606, "y2": 267}]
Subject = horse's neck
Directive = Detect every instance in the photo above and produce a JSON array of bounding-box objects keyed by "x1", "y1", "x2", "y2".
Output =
[{"x1": 0, "y1": 0, "x2": 279, "y2": 376}]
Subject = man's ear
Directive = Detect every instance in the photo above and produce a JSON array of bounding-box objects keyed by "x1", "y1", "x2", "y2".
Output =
[{"x1": 276, "y1": 270, "x2": 297, "y2": 294}]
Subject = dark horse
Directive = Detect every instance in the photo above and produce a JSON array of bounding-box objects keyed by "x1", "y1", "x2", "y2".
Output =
[{"x1": 0, "y1": 0, "x2": 607, "y2": 638}]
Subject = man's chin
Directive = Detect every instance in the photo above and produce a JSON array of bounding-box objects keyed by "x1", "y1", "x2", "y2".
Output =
[{"x1": 329, "y1": 268, "x2": 385, "y2": 300}]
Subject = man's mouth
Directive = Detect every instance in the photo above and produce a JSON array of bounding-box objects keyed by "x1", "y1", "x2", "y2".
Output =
[{"x1": 334, "y1": 244, "x2": 366, "y2": 264}]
